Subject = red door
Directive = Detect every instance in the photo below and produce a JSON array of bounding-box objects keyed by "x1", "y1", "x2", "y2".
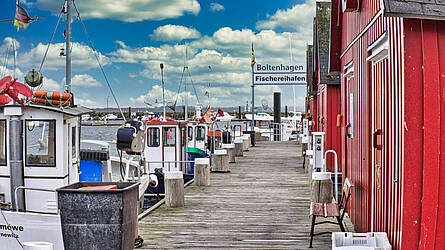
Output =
[{"x1": 371, "y1": 58, "x2": 388, "y2": 232}]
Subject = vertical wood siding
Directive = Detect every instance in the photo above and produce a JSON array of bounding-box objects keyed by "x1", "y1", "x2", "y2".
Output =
[{"x1": 340, "y1": 3, "x2": 406, "y2": 248}]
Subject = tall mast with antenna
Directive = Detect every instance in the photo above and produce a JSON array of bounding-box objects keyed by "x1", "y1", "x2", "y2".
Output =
[
  {"x1": 65, "y1": 0, "x2": 71, "y2": 93},
  {"x1": 184, "y1": 44, "x2": 188, "y2": 120},
  {"x1": 160, "y1": 63, "x2": 166, "y2": 121}
]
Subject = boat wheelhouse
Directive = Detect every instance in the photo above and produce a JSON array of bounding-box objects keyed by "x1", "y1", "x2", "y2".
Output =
[
  {"x1": 186, "y1": 121, "x2": 208, "y2": 155},
  {"x1": 0, "y1": 104, "x2": 89, "y2": 214},
  {"x1": 144, "y1": 119, "x2": 188, "y2": 173}
]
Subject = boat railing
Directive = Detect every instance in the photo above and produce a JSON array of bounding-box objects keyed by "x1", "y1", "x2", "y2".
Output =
[
  {"x1": 14, "y1": 186, "x2": 58, "y2": 214},
  {"x1": 146, "y1": 161, "x2": 194, "y2": 173}
]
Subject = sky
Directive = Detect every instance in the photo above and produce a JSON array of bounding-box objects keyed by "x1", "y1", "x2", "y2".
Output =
[{"x1": 0, "y1": 0, "x2": 314, "y2": 110}]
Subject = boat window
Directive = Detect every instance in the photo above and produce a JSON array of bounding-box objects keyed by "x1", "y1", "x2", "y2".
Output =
[
  {"x1": 25, "y1": 120, "x2": 56, "y2": 167},
  {"x1": 187, "y1": 127, "x2": 193, "y2": 141},
  {"x1": 163, "y1": 127, "x2": 176, "y2": 147},
  {"x1": 0, "y1": 120, "x2": 6, "y2": 166},
  {"x1": 147, "y1": 127, "x2": 160, "y2": 147},
  {"x1": 196, "y1": 126, "x2": 205, "y2": 141},
  {"x1": 71, "y1": 126, "x2": 76, "y2": 157}
]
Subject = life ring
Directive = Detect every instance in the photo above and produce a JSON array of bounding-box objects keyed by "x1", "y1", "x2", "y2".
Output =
[
  {"x1": 30, "y1": 96, "x2": 71, "y2": 106},
  {"x1": 33, "y1": 91, "x2": 72, "y2": 101}
]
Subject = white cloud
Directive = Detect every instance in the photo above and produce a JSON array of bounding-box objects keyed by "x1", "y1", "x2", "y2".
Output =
[
  {"x1": 18, "y1": 41, "x2": 111, "y2": 71},
  {"x1": 256, "y1": 0, "x2": 315, "y2": 34},
  {"x1": 28, "y1": 0, "x2": 200, "y2": 22},
  {"x1": 39, "y1": 77, "x2": 62, "y2": 91},
  {"x1": 150, "y1": 25, "x2": 201, "y2": 42},
  {"x1": 76, "y1": 97, "x2": 99, "y2": 107},
  {"x1": 210, "y1": 3, "x2": 225, "y2": 12},
  {"x1": 129, "y1": 84, "x2": 196, "y2": 107},
  {"x1": 71, "y1": 74, "x2": 102, "y2": 87}
]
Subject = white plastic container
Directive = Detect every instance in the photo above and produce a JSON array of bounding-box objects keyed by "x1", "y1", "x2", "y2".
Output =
[{"x1": 332, "y1": 232, "x2": 392, "y2": 250}]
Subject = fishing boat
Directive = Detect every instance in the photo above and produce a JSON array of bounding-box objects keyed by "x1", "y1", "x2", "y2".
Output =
[{"x1": 0, "y1": 1, "x2": 152, "y2": 248}]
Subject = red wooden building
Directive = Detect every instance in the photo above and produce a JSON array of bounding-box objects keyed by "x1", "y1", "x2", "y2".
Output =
[
  {"x1": 318, "y1": 0, "x2": 445, "y2": 249},
  {"x1": 307, "y1": 2, "x2": 342, "y2": 171}
]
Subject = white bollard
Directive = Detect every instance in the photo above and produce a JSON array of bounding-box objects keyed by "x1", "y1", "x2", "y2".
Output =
[
  {"x1": 23, "y1": 242, "x2": 54, "y2": 250},
  {"x1": 211, "y1": 150, "x2": 230, "y2": 173},
  {"x1": 234, "y1": 138, "x2": 244, "y2": 157},
  {"x1": 222, "y1": 143, "x2": 236, "y2": 163},
  {"x1": 194, "y1": 158, "x2": 210, "y2": 186},
  {"x1": 164, "y1": 171, "x2": 184, "y2": 207},
  {"x1": 241, "y1": 135, "x2": 250, "y2": 151}
]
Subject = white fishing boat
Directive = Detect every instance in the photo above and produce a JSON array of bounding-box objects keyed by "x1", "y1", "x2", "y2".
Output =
[
  {"x1": 104, "y1": 113, "x2": 118, "y2": 120},
  {"x1": 0, "y1": 1, "x2": 152, "y2": 248},
  {"x1": 81, "y1": 114, "x2": 91, "y2": 121}
]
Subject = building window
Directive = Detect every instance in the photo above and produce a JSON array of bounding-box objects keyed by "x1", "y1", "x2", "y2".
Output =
[
  {"x1": 0, "y1": 120, "x2": 6, "y2": 165},
  {"x1": 25, "y1": 120, "x2": 56, "y2": 166},
  {"x1": 163, "y1": 127, "x2": 176, "y2": 147},
  {"x1": 196, "y1": 126, "x2": 205, "y2": 141},
  {"x1": 147, "y1": 127, "x2": 160, "y2": 147}
]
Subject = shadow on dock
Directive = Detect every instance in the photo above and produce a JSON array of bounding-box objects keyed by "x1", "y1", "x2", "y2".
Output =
[{"x1": 138, "y1": 141, "x2": 353, "y2": 249}]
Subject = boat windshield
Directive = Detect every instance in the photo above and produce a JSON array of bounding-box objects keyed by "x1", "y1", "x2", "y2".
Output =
[
  {"x1": 163, "y1": 127, "x2": 176, "y2": 147},
  {"x1": 25, "y1": 120, "x2": 56, "y2": 166},
  {"x1": 196, "y1": 126, "x2": 205, "y2": 141},
  {"x1": 188, "y1": 126, "x2": 193, "y2": 141},
  {"x1": 147, "y1": 127, "x2": 160, "y2": 147}
]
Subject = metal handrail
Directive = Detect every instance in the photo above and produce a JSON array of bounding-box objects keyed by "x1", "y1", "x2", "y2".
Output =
[
  {"x1": 14, "y1": 186, "x2": 57, "y2": 213},
  {"x1": 147, "y1": 160, "x2": 194, "y2": 172},
  {"x1": 324, "y1": 150, "x2": 339, "y2": 202}
]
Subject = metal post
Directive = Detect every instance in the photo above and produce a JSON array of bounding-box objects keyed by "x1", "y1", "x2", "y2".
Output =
[
  {"x1": 251, "y1": 65, "x2": 255, "y2": 146},
  {"x1": 160, "y1": 63, "x2": 166, "y2": 121},
  {"x1": 185, "y1": 69, "x2": 188, "y2": 121},
  {"x1": 65, "y1": 0, "x2": 72, "y2": 93},
  {"x1": 273, "y1": 92, "x2": 281, "y2": 141},
  {"x1": 9, "y1": 117, "x2": 24, "y2": 211}
]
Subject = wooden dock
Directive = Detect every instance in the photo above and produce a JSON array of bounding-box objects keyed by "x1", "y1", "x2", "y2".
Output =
[{"x1": 138, "y1": 141, "x2": 352, "y2": 249}]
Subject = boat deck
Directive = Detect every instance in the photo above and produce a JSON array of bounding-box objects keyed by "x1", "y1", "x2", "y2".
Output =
[{"x1": 138, "y1": 141, "x2": 353, "y2": 249}]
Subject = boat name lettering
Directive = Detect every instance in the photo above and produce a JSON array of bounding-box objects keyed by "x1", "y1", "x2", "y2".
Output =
[{"x1": 0, "y1": 224, "x2": 24, "y2": 231}]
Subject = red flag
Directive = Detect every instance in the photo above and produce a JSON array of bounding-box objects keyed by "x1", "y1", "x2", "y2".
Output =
[{"x1": 217, "y1": 108, "x2": 224, "y2": 117}]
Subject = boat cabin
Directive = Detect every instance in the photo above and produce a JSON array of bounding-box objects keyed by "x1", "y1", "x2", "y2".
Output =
[
  {"x1": 144, "y1": 119, "x2": 188, "y2": 173},
  {"x1": 0, "y1": 104, "x2": 89, "y2": 213},
  {"x1": 186, "y1": 121, "x2": 208, "y2": 155}
]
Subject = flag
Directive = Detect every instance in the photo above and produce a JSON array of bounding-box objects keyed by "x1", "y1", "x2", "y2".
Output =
[
  {"x1": 13, "y1": 4, "x2": 33, "y2": 30},
  {"x1": 251, "y1": 43, "x2": 255, "y2": 66},
  {"x1": 203, "y1": 107, "x2": 213, "y2": 123},
  {"x1": 217, "y1": 108, "x2": 224, "y2": 117}
]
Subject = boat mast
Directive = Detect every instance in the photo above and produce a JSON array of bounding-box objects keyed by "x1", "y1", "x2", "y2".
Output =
[
  {"x1": 64, "y1": 0, "x2": 71, "y2": 94},
  {"x1": 184, "y1": 45, "x2": 188, "y2": 120},
  {"x1": 161, "y1": 63, "x2": 166, "y2": 121}
]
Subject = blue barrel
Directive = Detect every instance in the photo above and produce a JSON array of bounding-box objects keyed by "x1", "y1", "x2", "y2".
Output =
[
  {"x1": 187, "y1": 153, "x2": 206, "y2": 174},
  {"x1": 79, "y1": 160, "x2": 103, "y2": 182}
]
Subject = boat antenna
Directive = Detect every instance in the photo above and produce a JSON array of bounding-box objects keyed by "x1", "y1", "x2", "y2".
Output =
[
  {"x1": 160, "y1": 63, "x2": 166, "y2": 121},
  {"x1": 65, "y1": 0, "x2": 71, "y2": 93},
  {"x1": 72, "y1": 1, "x2": 126, "y2": 119}
]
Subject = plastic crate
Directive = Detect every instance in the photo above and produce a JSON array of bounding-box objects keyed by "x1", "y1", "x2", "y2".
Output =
[{"x1": 332, "y1": 232, "x2": 392, "y2": 250}]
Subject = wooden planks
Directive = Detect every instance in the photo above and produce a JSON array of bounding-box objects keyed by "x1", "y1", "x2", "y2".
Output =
[{"x1": 138, "y1": 141, "x2": 352, "y2": 249}]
